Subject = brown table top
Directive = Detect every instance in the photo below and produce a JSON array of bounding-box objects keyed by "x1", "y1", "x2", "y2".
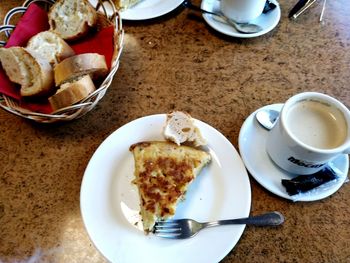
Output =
[{"x1": 1, "y1": 0, "x2": 349, "y2": 262}]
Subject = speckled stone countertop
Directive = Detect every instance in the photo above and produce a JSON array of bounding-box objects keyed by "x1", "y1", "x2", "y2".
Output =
[{"x1": 1, "y1": 0, "x2": 350, "y2": 262}]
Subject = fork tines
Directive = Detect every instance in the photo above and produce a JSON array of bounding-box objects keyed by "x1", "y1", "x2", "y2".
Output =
[{"x1": 153, "y1": 221, "x2": 182, "y2": 238}]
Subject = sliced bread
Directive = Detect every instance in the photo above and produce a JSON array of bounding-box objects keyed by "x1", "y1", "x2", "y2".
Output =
[
  {"x1": 54, "y1": 53, "x2": 108, "y2": 86},
  {"x1": 163, "y1": 111, "x2": 207, "y2": 147},
  {"x1": 0, "y1": 47, "x2": 55, "y2": 97},
  {"x1": 26, "y1": 31, "x2": 75, "y2": 65},
  {"x1": 0, "y1": 47, "x2": 32, "y2": 87},
  {"x1": 114, "y1": 0, "x2": 143, "y2": 10},
  {"x1": 49, "y1": 74, "x2": 95, "y2": 111},
  {"x1": 48, "y1": 0, "x2": 97, "y2": 41}
]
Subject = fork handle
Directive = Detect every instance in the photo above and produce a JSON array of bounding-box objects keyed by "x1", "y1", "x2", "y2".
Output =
[{"x1": 203, "y1": 211, "x2": 284, "y2": 227}]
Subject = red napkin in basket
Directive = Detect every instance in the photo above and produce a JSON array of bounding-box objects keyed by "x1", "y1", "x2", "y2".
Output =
[{"x1": 0, "y1": 3, "x2": 115, "y2": 114}]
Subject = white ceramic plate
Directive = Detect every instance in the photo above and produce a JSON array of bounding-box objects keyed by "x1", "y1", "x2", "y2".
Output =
[
  {"x1": 238, "y1": 104, "x2": 349, "y2": 201},
  {"x1": 80, "y1": 114, "x2": 251, "y2": 263},
  {"x1": 89, "y1": 0, "x2": 184, "y2": 20},
  {"x1": 201, "y1": 0, "x2": 281, "y2": 38}
]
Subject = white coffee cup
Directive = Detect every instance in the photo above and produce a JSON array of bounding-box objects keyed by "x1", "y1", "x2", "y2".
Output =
[
  {"x1": 266, "y1": 92, "x2": 350, "y2": 175},
  {"x1": 220, "y1": 0, "x2": 266, "y2": 23}
]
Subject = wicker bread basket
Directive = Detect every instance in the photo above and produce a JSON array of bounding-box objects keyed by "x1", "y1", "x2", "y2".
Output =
[{"x1": 0, "y1": 0, "x2": 124, "y2": 123}]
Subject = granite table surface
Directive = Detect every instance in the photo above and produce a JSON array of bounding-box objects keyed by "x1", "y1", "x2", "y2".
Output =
[{"x1": 0, "y1": 0, "x2": 350, "y2": 262}]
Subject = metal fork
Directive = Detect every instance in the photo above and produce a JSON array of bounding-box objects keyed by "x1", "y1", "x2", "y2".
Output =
[{"x1": 153, "y1": 211, "x2": 284, "y2": 239}]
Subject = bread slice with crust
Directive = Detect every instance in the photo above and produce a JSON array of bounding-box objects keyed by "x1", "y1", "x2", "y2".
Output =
[
  {"x1": 0, "y1": 47, "x2": 54, "y2": 97},
  {"x1": 27, "y1": 31, "x2": 75, "y2": 65},
  {"x1": 164, "y1": 111, "x2": 207, "y2": 147},
  {"x1": 49, "y1": 74, "x2": 95, "y2": 111},
  {"x1": 114, "y1": 0, "x2": 143, "y2": 10},
  {"x1": 54, "y1": 53, "x2": 108, "y2": 86},
  {"x1": 130, "y1": 141, "x2": 211, "y2": 232},
  {"x1": 48, "y1": 0, "x2": 97, "y2": 41},
  {"x1": 0, "y1": 47, "x2": 31, "y2": 87}
]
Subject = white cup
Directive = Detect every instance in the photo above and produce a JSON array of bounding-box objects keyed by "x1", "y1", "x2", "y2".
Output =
[
  {"x1": 220, "y1": 0, "x2": 266, "y2": 23},
  {"x1": 266, "y1": 92, "x2": 350, "y2": 175}
]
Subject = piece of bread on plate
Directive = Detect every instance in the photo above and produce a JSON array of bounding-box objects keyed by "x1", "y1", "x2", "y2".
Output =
[
  {"x1": 54, "y1": 53, "x2": 108, "y2": 86},
  {"x1": 163, "y1": 111, "x2": 207, "y2": 147},
  {"x1": 48, "y1": 0, "x2": 97, "y2": 41},
  {"x1": 130, "y1": 141, "x2": 211, "y2": 233},
  {"x1": 49, "y1": 74, "x2": 95, "y2": 111},
  {"x1": 0, "y1": 47, "x2": 54, "y2": 97},
  {"x1": 26, "y1": 31, "x2": 75, "y2": 65},
  {"x1": 114, "y1": 0, "x2": 143, "y2": 10}
]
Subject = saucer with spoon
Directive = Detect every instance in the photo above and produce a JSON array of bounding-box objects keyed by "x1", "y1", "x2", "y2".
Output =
[
  {"x1": 238, "y1": 104, "x2": 349, "y2": 201},
  {"x1": 183, "y1": 0, "x2": 263, "y2": 34},
  {"x1": 199, "y1": 0, "x2": 281, "y2": 38}
]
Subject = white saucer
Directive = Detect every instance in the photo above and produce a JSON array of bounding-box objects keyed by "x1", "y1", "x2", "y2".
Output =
[
  {"x1": 201, "y1": 0, "x2": 281, "y2": 38},
  {"x1": 238, "y1": 104, "x2": 349, "y2": 201}
]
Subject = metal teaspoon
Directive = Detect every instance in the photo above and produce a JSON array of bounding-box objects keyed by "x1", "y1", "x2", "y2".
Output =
[{"x1": 255, "y1": 109, "x2": 279, "y2": 130}]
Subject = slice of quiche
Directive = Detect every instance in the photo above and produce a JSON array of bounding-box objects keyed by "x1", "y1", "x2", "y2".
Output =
[{"x1": 129, "y1": 141, "x2": 211, "y2": 233}]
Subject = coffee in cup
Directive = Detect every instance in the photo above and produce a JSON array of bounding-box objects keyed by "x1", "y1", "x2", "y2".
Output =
[
  {"x1": 266, "y1": 92, "x2": 350, "y2": 175},
  {"x1": 220, "y1": 0, "x2": 266, "y2": 23},
  {"x1": 286, "y1": 99, "x2": 347, "y2": 149}
]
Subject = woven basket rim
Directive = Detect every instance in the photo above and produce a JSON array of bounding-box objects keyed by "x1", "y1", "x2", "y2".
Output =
[{"x1": 0, "y1": 0, "x2": 124, "y2": 123}]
